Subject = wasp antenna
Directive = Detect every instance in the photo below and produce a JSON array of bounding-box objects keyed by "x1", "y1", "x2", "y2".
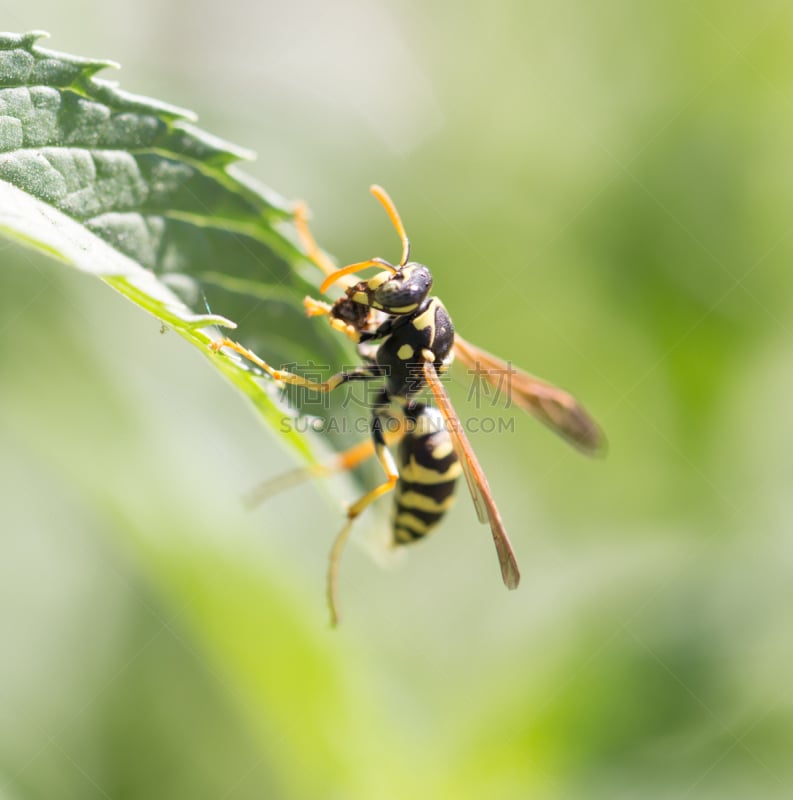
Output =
[
  {"x1": 319, "y1": 257, "x2": 397, "y2": 295},
  {"x1": 370, "y1": 184, "x2": 411, "y2": 266}
]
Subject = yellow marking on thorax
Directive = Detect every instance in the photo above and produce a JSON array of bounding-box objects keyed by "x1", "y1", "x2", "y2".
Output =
[
  {"x1": 411, "y1": 302, "x2": 437, "y2": 336},
  {"x1": 397, "y1": 343, "x2": 414, "y2": 360}
]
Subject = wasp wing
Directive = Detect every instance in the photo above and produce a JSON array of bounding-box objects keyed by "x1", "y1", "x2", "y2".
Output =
[
  {"x1": 422, "y1": 358, "x2": 521, "y2": 590},
  {"x1": 453, "y1": 334, "x2": 605, "y2": 456}
]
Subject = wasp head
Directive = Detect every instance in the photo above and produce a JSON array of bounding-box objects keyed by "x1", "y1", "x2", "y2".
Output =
[{"x1": 368, "y1": 262, "x2": 433, "y2": 314}]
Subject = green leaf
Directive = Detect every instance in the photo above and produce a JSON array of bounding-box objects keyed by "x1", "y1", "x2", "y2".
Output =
[{"x1": 0, "y1": 30, "x2": 354, "y2": 463}]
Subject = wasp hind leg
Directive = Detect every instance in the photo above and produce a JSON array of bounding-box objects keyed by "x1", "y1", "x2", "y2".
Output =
[
  {"x1": 244, "y1": 437, "x2": 381, "y2": 508},
  {"x1": 327, "y1": 400, "x2": 402, "y2": 627}
]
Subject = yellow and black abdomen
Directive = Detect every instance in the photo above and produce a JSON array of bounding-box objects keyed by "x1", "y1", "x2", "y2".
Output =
[{"x1": 392, "y1": 404, "x2": 462, "y2": 545}]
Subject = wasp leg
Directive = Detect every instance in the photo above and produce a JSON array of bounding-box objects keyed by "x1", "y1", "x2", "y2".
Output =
[
  {"x1": 303, "y1": 296, "x2": 334, "y2": 317},
  {"x1": 294, "y1": 201, "x2": 337, "y2": 277},
  {"x1": 245, "y1": 437, "x2": 381, "y2": 508},
  {"x1": 345, "y1": 417, "x2": 400, "y2": 519},
  {"x1": 246, "y1": 418, "x2": 410, "y2": 507},
  {"x1": 210, "y1": 337, "x2": 382, "y2": 392},
  {"x1": 327, "y1": 403, "x2": 402, "y2": 627},
  {"x1": 303, "y1": 296, "x2": 363, "y2": 344}
]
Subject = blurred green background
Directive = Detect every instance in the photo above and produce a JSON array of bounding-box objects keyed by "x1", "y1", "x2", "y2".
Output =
[{"x1": 2, "y1": 2, "x2": 793, "y2": 798}]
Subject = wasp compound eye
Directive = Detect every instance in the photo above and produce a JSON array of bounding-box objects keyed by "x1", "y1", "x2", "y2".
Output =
[{"x1": 373, "y1": 263, "x2": 433, "y2": 313}]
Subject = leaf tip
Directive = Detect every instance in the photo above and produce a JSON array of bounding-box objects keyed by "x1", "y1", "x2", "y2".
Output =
[
  {"x1": 23, "y1": 30, "x2": 50, "y2": 45},
  {"x1": 191, "y1": 314, "x2": 237, "y2": 332},
  {"x1": 83, "y1": 59, "x2": 121, "y2": 78}
]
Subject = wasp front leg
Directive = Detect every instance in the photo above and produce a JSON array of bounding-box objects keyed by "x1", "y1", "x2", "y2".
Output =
[
  {"x1": 293, "y1": 201, "x2": 337, "y2": 278},
  {"x1": 302, "y1": 296, "x2": 367, "y2": 344},
  {"x1": 210, "y1": 337, "x2": 384, "y2": 392}
]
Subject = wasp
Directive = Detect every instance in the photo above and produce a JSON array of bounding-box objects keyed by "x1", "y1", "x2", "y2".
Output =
[{"x1": 211, "y1": 186, "x2": 604, "y2": 625}]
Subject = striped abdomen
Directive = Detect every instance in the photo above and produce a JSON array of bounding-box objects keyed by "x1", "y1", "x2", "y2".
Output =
[{"x1": 392, "y1": 405, "x2": 461, "y2": 545}]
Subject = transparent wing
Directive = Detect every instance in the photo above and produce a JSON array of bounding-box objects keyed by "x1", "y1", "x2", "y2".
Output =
[
  {"x1": 453, "y1": 334, "x2": 605, "y2": 456},
  {"x1": 422, "y1": 359, "x2": 521, "y2": 590}
]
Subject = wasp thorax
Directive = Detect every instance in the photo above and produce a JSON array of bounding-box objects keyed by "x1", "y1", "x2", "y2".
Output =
[{"x1": 371, "y1": 263, "x2": 433, "y2": 314}]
